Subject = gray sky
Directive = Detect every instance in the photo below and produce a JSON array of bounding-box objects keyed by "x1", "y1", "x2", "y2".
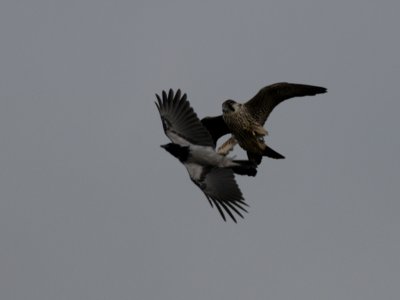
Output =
[{"x1": 1, "y1": 1, "x2": 399, "y2": 299}]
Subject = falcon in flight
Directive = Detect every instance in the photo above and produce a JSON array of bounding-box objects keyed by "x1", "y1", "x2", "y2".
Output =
[
  {"x1": 203, "y1": 82, "x2": 327, "y2": 164},
  {"x1": 156, "y1": 89, "x2": 257, "y2": 222}
]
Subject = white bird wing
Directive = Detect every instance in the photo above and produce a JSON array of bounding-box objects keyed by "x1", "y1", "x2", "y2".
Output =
[
  {"x1": 155, "y1": 89, "x2": 215, "y2": 147},
  {"x1": 187, "y1": 164, "x2": 248, "y2": 222}
]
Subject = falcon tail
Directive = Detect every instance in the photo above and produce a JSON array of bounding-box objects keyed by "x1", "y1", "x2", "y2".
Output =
[
  {"x1": 231, "y1": 160, "x2": 257, "y2": 177},
  {"x1": 247, "y1": 145, "x2": 285, "y2": 165}
]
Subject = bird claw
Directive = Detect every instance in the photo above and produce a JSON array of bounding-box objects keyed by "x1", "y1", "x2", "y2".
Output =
[{"x1": 217, "y1": 136, "x2": 238, "y2": 156}]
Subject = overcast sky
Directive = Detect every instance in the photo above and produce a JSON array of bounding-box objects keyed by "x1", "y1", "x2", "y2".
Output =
[{"x1": 1, "y1": 1, "x2": 399, "y2": 299}]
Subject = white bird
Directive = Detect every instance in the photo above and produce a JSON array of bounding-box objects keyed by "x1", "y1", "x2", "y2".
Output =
[{"x1": 156, "y1": 89, "x2": 257, "y2": 222}]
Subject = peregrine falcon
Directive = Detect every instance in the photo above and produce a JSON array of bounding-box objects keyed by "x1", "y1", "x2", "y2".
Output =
[
  {"x1": 204, "y1": 82, "x2": 327, "y2": 164},
  {"x1": 156, "y1": 89, "x2": 257, "y2": 222}
]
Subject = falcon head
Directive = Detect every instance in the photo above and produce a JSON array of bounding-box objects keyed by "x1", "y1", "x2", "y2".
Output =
[{"x1": 222, "y1": 100, "x2": 241, "y2": 114}]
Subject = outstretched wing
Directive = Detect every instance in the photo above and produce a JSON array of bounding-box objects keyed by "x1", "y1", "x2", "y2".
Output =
[
  {"x1": 190, "y1": 166, "x2": 248, "y2": 222},
  {"x1": 155, "y1": 89, "x2": 214, "y2": 147},
  {"x1": 245, "y1": 82, "x2": 327, "y2": 125},
  {"x1": 200, "y1": 115, "x2": 231, "y2": 146}
]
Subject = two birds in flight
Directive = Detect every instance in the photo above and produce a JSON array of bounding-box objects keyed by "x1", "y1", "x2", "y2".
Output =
[{"x1": 156, "y1": 82, "x2": 327, "y2": 222}]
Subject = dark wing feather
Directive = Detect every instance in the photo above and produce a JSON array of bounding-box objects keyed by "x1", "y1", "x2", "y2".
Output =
[
  {"x1": 244, "y1": 82, "x2": 327, "y2": 125},
  {"x1": 155, "y1": 89, "x2": 214, "y2": 147},
  {"x1": 200, "y1": 115, "x2": 231, "y2": 146},
  {"x1": 192, "y1": 167, "x2": 248, "y2": 222}
]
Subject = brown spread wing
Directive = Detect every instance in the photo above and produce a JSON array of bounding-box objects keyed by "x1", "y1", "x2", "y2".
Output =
[
  {"x1": 244, "y1": 82, "x2": 327, "y2": 125},
  {"x1": 200, "y1": 115, "x2": 230, "y2": 146}
]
